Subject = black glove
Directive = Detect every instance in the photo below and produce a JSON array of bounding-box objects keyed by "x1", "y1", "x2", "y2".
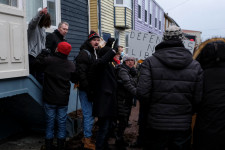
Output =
[
  {"x1": 41, "y1": 48, "x2": 51, "y2": 56},
  {"x1": 105, "y1": 38, "x2": 115, "y2": 48}
]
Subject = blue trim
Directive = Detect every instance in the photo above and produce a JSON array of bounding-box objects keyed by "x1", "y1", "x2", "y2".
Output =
[
  {"x1": 98, "y1": 0, "x2": 102, "y2": 36},
  {"x1": 125, "y1": 7, "x2": 127, "y2": 28},
  {"x1": 114, "y1": 7, "x2": 116, "y2": 27}
]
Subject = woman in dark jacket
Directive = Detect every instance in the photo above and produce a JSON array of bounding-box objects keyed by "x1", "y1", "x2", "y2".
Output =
[
  {"x1": 193, "y1": 38, "x2": 225, "y2": 150},
  {"x1": 115, "y1": 55, "x2": 137, "y2": 147}
]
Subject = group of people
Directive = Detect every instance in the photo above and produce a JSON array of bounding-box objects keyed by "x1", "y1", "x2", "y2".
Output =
[{"x1": 27, "y1": 7, "x2": 225, "y2": 150}]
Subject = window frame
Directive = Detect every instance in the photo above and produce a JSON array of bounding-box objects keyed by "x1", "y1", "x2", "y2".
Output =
[
  {"x1": 149, "y1": 0, "x2": 153, "y2": 26},
  {"x1": 26, "y1": 0, "x2": 61, "y2": 31},
  {"x1": 138, "y1": 0, "x2": 142, "y2": 20},
  {"x1": 155, "y1": 5, "x2": 158, "y2": 29},
  {"x1": 114, "y1": 0, "x2": 132, "y2": 9},
  {"x1": 144, "y1": 0, "x2": 148, "y2": 23}
]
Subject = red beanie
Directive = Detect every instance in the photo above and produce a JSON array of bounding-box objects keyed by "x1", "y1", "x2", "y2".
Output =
[{"x1": 57, "y1": 42, "x2": 72, "y2": 55}]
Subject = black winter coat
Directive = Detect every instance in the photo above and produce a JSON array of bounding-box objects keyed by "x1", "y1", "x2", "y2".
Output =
[
  {"x1": 75, "y1": 40, "x2": 98, "y2": 91},
  {"x1": 116, "y1": 64, "x2": 137, "y2": 117},
  {"x1": 34, "y1": 52, "x2": 75, "y2": 106},
  {"x1": 193, "y1": 40, "x2": 225, "y2": 150},
  {"x1": 90, "y1": 48, "x2": 117, "y2": 118},
  {"x1": 46, "y1": 29, "x2": 66, "y2": 54},
  {"x1": 137, "y1": 40, "x2": 203, "y2": 131}
]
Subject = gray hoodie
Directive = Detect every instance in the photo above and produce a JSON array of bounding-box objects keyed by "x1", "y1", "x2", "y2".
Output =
[{"x1": 27, "y1": 12, "x2": 46, "y2": 58}]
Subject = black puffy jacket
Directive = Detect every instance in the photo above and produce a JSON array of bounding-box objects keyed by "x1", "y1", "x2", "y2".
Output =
[
  {"x1": 116, "y1": 64, "x2": 137, "y2": 117},
  {"x1": 137, "y1": 40, "x2": 203, "y2": 131}
]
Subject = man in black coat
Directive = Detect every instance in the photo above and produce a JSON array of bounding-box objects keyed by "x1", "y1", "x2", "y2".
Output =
[
  {"x1": 137, "y1": 25, "x2": 203, "y2": 150},
  {"x1": 45, "y1": 22, "x2": 69, "y2": 54},
  {"x1": 75, "y1": 30, "x2": 100, "y2": 150}
]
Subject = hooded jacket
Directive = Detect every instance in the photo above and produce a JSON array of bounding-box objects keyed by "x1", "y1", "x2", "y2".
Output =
[{"x1": 137, "y1": 40, "x2": 203, "y2": 131}]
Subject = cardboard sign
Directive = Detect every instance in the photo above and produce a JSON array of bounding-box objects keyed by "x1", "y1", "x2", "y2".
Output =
[{"x1": 128, "y1": 30, "x2": 195, "y2": 60}]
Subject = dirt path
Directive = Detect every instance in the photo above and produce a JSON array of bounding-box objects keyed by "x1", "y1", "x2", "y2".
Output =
[{"x1": 0, "y1": 102, "x2": 142, "y2": 150}]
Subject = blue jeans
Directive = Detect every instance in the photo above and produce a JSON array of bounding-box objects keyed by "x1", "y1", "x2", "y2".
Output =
[
  {"x1": 96, "y1": 118, "x2": 112, "y2": 150},
  {"x1": 44, "y1": 103, "x2": 68, "y2": 139},
  {"x1": 79, "y1": 90, "x2": 94, "y2": 138}
]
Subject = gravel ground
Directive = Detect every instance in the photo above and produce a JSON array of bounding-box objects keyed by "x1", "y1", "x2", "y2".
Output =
[{"x1": 0, "y1": 102, "x2": 142, "y2": 150}]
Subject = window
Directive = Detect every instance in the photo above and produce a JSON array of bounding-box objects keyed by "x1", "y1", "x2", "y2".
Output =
[
  {"x1": 149, "y1": 0, "x2": 153, "y2": 25},
  {"x1": 144, "y1": 0, "x2": 148, "y2": 23},
  {"x1": 116, "y1": 0, "x2": 123, "y2": 4},
  {"x1": 138, "y1": 0, "x2": 142, "y2": 20},
  {"x1": 159, "y1": 10, "x2": 162, "y2": 30},
  {"x1": 114, "y1": 0, "x2": 131, "y2": 9},
  {"x1": 0, "y1": 0, "x2": 17, "y2": 7},
  {"x1": 155, "y1": 5, "x2": 158, "y2": 28},
  {"x1": 125, "y1": 32, "x2": 129, "y2": 53},
  {"x1": 26, "y1": 0, "x2": 60, "y2": 27}
]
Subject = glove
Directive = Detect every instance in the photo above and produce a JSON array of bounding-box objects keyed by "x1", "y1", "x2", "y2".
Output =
[{"x1": 105, "y1": 38, "x2": 115, "y2": 48}]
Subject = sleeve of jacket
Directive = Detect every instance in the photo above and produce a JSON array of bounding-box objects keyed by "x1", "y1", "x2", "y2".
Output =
[
  {"x1": 45, "y1": 33, "x2": 55, "y2": 53},
  {"x1": 137, "y1": 58, "x2": 152, "y2": 101},
  {"x1": 75, "y1": 51, "x2": 91, "y2": 90},
  {"x1": 193, "y1": 62, "x2": 203, "y2": 113},
  {"x1": 28, "y1": 12, "x2": 43, "y2": 30},
  {"x1": 32, "y1": 53, "x2": 48, "y2": 71},
  {"x1": 118, "y1": 68, "x2": 136, "y2": 96}
]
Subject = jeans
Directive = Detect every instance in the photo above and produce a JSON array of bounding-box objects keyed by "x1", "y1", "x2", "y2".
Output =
[
  {"x1": 143, "y1": 128, "x2": 191, "y2": 150},
  {"x1": 96, "y1": 118, "x2": 112, "y2": 150},
  {"x1": 79, "y1": 90, "x2": 94, "y2": 138},
  {"x1": 44, "y1": 103, "x2": 68, "y2": 139}
]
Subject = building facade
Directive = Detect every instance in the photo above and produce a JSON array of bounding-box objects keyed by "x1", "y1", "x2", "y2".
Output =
[
  {"x1": 182, "y1": 29, "x2": 202, "y2": 45},
  {"x1": 134, "y1": 0, "x2": 164, "y2": 35}
]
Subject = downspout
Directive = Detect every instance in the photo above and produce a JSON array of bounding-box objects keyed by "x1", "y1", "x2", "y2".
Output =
[{"x1": 98, "y1": 0, "x2": 102, "y2": 36}]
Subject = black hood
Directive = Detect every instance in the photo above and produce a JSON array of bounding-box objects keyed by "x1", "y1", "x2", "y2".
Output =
[{"x1": 153, "y1": 40, "x2": 193, "y2": 69}]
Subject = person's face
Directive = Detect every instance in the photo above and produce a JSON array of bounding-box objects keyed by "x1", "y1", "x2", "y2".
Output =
[
  {"x1": 125, "y1": 59, "x2": 135, "y2": 68},
  {"x1": 58, "y1": 24, "x2": 69, "y2": 36},
  {"x1": 118, "y1": 47, "x2": 123, "y2": 53},
  {"x1": 90, "y1": 38, "x2": 100, "y2": 49}
]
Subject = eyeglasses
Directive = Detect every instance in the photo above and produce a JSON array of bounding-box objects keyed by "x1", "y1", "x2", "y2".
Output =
[{"x1": 125, "y1": 59, "x2": 134, "y2": 61}]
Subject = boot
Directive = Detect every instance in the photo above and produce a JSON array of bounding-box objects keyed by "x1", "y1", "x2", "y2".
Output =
[
  {"x1": 45, "y1": 139, "x2": 54, "y2": 150},
  {"x1": 82, "y1": 137, "x2": 95, "y2": 150},
  {"x1": 57, "y1": 138, "x2": 65, "y2": 150}
]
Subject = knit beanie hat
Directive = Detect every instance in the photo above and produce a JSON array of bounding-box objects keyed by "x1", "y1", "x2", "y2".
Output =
[
  {"x1": 88, "y1": 30, "x2": 100, "y2": 41},
  {"x1": 123, "y1": 55, "x2": 135, "y2": 62},
  {"x1": 163, "y1": 25, "x2": 184, "y2": 41},
  {"x1": 57, "y1": 42, "x2": 72, "y2": 55}
]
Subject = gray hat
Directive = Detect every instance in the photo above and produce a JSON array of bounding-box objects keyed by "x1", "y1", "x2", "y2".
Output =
[
  {"x1": 123, "y1": 55, "x2": 135, "y2": 62},
  {"x1": 163, "y1": 25, "x2": 184, "y2": 41}
]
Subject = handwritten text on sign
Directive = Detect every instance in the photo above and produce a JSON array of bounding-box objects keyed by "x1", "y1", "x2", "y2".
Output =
[{"x1": 128, "y1": 30, "x2": 195, "y2": 60}]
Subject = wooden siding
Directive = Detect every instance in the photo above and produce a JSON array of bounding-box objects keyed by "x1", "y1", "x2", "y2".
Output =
[
  {"x1": 61, "y1": 0, "x2": 89, "y2": 60},
  {"x1": 119, "y1": 28, "x2": 131, "y2": 49},
  {"x1": 126, "y1": 8, "x2": 132, "y2": 28},
  {"x1": 115, "y1": 7, "x2": 125, "y2": 27},
  {"x1": 90, "y1": 0, "x2": 98, "y2": 32},
  {"x1": 101, "y1": 0, "x2": 114, "y2": 37}
]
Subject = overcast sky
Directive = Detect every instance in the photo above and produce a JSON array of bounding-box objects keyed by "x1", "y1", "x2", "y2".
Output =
[{"x1": 156, "y1": 0, "x2": 225, "y2": 41}]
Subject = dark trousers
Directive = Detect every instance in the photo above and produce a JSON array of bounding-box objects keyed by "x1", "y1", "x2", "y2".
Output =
[
  {"x1": 96, "y1": 117, "x2": 112, "y2": 150},
  {"x1": 29, "y1": 54, "x2": 44, "y2": 85},
  {"x1": 143, "y1": 128, "x2": 191, "y2": 150}
]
